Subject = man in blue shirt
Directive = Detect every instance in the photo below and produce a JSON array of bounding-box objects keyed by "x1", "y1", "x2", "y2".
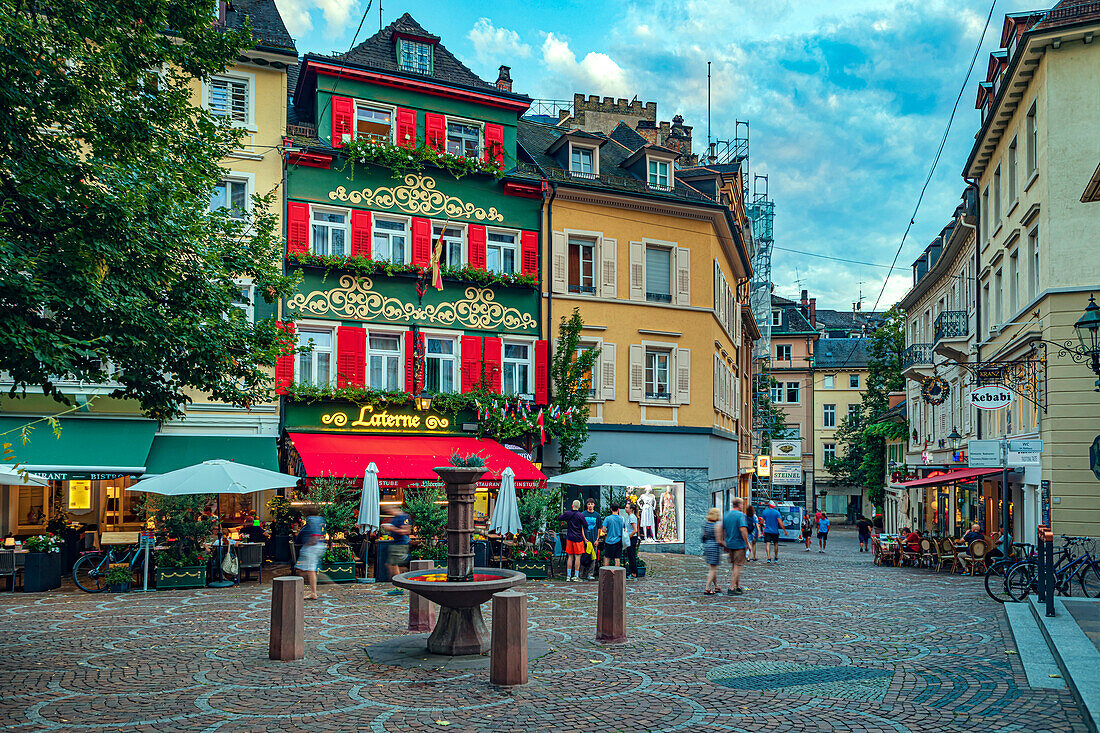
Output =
[
  {"x1": 719, "y1": 497, "x2": 750, "y2": 595},
  {"x1": 601, "y1": 503, "x2": 625, "y2": 567},
  {"x1": 817, "y1": 513, "x2": 830, "y2": 552},
  {"x1": 760, "y1": 501, "x2": 786, "y2": 563},
  {"x1": 581, "y1": 498, "x2": 601, "y2": 580}
]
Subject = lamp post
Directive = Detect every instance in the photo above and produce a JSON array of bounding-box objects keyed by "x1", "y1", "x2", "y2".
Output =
[
  {"x1": 947, "y1": 427, "x2": 962, "y2": 463},
  {"x1": 1073, "y1": 294, "x2": 1100, "y2": 390}
]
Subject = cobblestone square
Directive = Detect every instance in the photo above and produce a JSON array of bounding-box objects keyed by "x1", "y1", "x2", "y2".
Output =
[{"x1": 0, "y1": 531, "x2": 1088, "y2": 732}]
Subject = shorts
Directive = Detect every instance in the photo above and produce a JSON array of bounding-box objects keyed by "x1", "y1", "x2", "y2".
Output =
[
  {"x1": 764, "y1": 532, "x2": 780, "y2": 544},
  {"x1": 727, "y1": 548, "x2": 746, "y2": 566},
  {"x1": 566, "y1": 540, "x2": 586, "y2": 555},
  {"x1": 819, "y1": 532, "x2": 828, "y2": 541},
  {"x1": 295, "y1": 542, "x2": 325, "y2": 573},
  {"x1": 387, "y1": 543, "x2": 410, "y2": 566},
  {"x1": 603, "y1": 542, "x2": 623, "y2": 560}
]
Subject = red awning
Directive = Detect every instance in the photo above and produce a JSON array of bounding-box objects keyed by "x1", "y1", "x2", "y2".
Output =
[
  {"x1": 897, "y1": 467, "x2": 1002, "y2": 489},
  {"x1": 287, "y1": 433, "x2": 546, "y2": 487}
]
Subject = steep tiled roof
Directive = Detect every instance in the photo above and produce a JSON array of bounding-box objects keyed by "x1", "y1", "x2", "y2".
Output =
[
  {"x1": 771, "y1": 294, "x2": 796, "y2": 306},
  {"x1": 814, "y1": 338, "x2": 869, "y2": 369},
  {"x1": 607, "y1": 121, "x2": 649, "y2": 152},
  {"x1": 815, "y1": 309, "x2": 882, "y2": 333},
  {"x1": 227, "y1": 0, "x2": 296, "y2": 53},
  {"x1": 771, "y1": 302, "x2": 817, "y2": 335},
  {"x1": 340, "y1": 13, "x2": 494, "y2": 91},
  {"x1": 1035, "y1": 0, "x2": 1100, "y2": 30}
]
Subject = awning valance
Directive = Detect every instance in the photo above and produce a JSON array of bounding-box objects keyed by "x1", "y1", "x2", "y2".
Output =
[
  {"x1": 287, "y1": 433, "x2": 546, "y2": 488},
  {"x1": 144, "y1": 435, "x2": 279, "y2": 474},
  {"x1": 897, "y1": 467, "x2": 1002, "y2": 489},
  {"x1": 0, "y1": 416, "x2": 157, "y2": 478}
]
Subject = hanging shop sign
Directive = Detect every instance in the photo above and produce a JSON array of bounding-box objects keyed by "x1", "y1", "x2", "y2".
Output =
[
  {"x1": 285, "y1": 402, "x2": 464, "y2": 434},
  {"x1": 755, "y1": 456, "x2": 771, "y2": 477},
  {"x1": 968, "y1": 439, "x2": 1004, "y2": 468},
  {"x1": 969, "y1": 385, "x2": 1013, "y2": 410},
  {"x1": 770, "y1": 440, "x2": 802, "y2": 460},
  {"x1": 771, "y1": 464, "x2": 803, "y2": 486}
]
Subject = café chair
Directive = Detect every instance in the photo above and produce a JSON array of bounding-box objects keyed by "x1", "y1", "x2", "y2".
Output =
[
  {"x1": 899, "y1": 540, "x2": 922, "y2": 568},
  {"x1": 960, "y1": 539, "x2": 988, "y2": 576},
  {"x1": 237, "y1": 542, "x2": 263, "y2": 583},
  {"x1": 937, "y1": 538, "x2": 960, "y2": 573},
  {"x1": 0, "y1": 550, "x2": 23, "y2": 592},
  {"x1": 919, "y1": 538, "x2": 938, "y2": 569},
  {"x1": 355, "y1": 538, "x2": 369, "y2": 579}
]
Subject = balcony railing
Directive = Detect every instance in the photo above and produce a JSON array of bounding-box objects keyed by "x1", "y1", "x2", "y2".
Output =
[
  {"x1": 902, "y1": 343, "x2": 932, "y2": 369},
  {"x1": 934, "y1": 311, "x2": 968, "y2": 342}
]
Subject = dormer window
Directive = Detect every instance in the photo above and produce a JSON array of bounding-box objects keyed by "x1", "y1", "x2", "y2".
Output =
[
  {"x1": 647, "y1": 158, "x2": 670, "y2": 189},
  {"x1": 570, "y1": 145, "x2": 596, "y2": 178},
  {"x1": 398, "y1": 39, "x2": 432, "y2": 75}
]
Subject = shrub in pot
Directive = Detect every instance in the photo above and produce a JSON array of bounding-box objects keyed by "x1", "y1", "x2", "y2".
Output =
[
  {"x1": 106, "y1": 565, "x2": 133, "y2": 593},
  {"x1": 145, "y1": 494, "x2": 213, "y2": 589},
  {"x1": 22, "y1": 534, "x2": 63, "y2": 592},
  {"x1": 306, "y1": 476, "x2": 359, "y2": 583},
  {"x1": 266, "y1": 495, "x2": 301, "y2": 562}
]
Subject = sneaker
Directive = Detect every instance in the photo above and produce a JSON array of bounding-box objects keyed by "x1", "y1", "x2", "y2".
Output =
[
  {"x1": 733, "y1": 588, "x2": 744, "y2": 595},
  {"x1": 805, "y1": 548, "x2": 811, "y2": 552},
  {"x1": 726, "y1": 589, "x2": 737, "y2": 596}
]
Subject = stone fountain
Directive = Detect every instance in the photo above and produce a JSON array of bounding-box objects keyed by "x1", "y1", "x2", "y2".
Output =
[{"x1": 390, "y1": 466, "x2": 526, "y2": 655}]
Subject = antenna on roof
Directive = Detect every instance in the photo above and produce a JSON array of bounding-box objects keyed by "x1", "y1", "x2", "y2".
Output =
[
  {"x1": 707, "y1": 61, "x2": 712, "y2": 150},
  {"x1": 379, "y1": 0, "x2": 383, "y2": 30}
]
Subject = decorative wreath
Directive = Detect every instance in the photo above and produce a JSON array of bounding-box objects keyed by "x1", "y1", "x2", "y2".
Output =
[{"x1": 920, "y1": 376, "x2": 949, "y2": 405}]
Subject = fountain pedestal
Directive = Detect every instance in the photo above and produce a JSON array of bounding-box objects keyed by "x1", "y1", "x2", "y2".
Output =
[{"x1": 391, "y1": 466, "x2": 526, "y2": 656}]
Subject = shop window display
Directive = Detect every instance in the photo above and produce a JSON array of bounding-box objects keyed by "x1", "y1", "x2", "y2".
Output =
[{"x1": 633, "y1": 483, "x2": 684, "y2": 544}]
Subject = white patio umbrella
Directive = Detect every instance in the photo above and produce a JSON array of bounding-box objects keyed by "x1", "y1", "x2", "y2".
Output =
[
  {"x1": 0, "y1": 465, "x2": 48, "y2": 487},
  {"x1": 488, "y1": 466, "x2": 523, "y2": 536},
  {"x1": 131, "y1": 459, "x2": 300, "y2": 495},
  {"x1": 357, "y1": 462, "x2": 381, "y2": 533},
  {"x1": 545, "y1": 462, "x2": 674, "y2": 488}
]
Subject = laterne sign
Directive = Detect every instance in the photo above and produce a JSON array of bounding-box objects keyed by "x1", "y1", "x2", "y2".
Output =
[{"x1": 970, "y1": 385, "x2": 1013, "y2": 410}]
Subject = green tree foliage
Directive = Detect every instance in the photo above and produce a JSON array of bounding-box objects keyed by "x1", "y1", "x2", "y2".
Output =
[
  {"x1": 550, "y1": 308, "x2": 599, "y2": 470},
  {"x1": 754, "y1": 373, "x2": 793, "y2": 451},
  {"x1": 0, "y1": 1, "x2": 299, "y2": 421},
  {"x1": 145, "y1": 494, "x2": 214, "y2": 567}
]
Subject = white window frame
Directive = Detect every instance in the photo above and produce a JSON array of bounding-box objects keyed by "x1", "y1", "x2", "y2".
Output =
[
  {"x1": 822, "y1": 375, "x2": 834, "y2": 390},
  {"x1": 776, "y1": 344, "x2": 792, "y2": 361},
  {"x1": 646, "y1": 156, "x2": 672, "y2": 190},
  {"x1": 210, "y1": 171, "x2": 253, "y2": 220},
  {"x1": 771, "y1": 310, "x2": 782, "y2": 326},
  {"x1": 425, "y1": 332, "x2": 459, "y2": 394},
  {"x1": 643, "y1": 240, "x2": 675, "y2": 303},
  {"x1": 569, "y1": 142, "x2": 598, "y2": 178},
  {"x1": 785, "y1": 381, "x2": 800, "y2": 404},
  {"x1": 230, "y1": 278, "x2": 255, "y2": 324},
  {"x1": 486, "y1": 228, "x2": 519, "y2": 275},
  {"x1": 366, "y1": 329, "x2": 404, "y2": 391},
  {"x1": 567, "y1": 235, "x2": 597, "y2": 295},
  {"x1": 1025, "y1": 102, "x2": 1038, "y2": 177},
  {"x1": 309, "y1": 205, "x2": 350, "y2": 257},
  {"x1": 372, "y1": 215, "x2": 410, "y2": 264},
  {"x1": 295, "y1": 324, "x2": 336, "y2": 387},
  {"x1": 397, "y1": 38, "x2": 433, "y2": 75},
  {"x1": 576, "y1": 340, "x2": 600, "y2": 401},
  {"x1": 823, "y1": 403, "x2": 836, "y2": 428},
  {"x1": 1007, "y1": 136, "x2": 1018, "y2": 208},
  {"x1": 354, "y1": 100, "x2": 396, "y2": 145},
  {"x1": 432, "y1": 220, "x2": 466, "y2": 268},
  {"x1": 444, "y1": 116, "x2": 482, "y2": 159},
  {"x1": 502, "y1": 339, "x2": 535, "y2": 398},
  {"x1": 848, "y1": 403, "x2": 860, "y2": 423},
  {"x1": 849, "y1": 374, "x2": 859, "y2": 389},
  {"x1": 644, "y1": 346, "x2": 673, "y2": 402},
  {"x1": 824, "y1": 443, "x2": 837, "y2": 463},
  {"x1": 204, "y1": 70, "x2": 255, "y2": 130}
]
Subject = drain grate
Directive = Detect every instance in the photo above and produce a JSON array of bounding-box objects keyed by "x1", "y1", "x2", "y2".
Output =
[{"x1": 707, "y1": 661, "x2": 893, "y2": 701}]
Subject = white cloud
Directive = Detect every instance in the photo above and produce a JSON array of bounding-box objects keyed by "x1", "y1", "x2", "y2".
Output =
[
  {"x1": 313, "y1": 0, "x2": 357, "y2": 31},
  {"x1": 274, "y1": 0, "x2": 358, "y2": 40},
  {"x1": 273, "y1": 0, "x2": 313, "y2": 37},
  {"x1": 468, "y1": 18, "x2": 531, "y2": 63},
  {"x1": 539, "y1": 32, "x2": 630, "y2": 97}
]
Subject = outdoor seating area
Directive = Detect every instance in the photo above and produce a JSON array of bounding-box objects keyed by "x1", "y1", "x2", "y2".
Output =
[{"x1": 871, "y1": 532, "x2": 997, "y2": 576}]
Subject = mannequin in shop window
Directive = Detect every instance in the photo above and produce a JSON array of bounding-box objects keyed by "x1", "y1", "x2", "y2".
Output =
[
  {"x1": 656, "y1": 489, "x2": 678, "y2": 543},
  {"x1": 638, "y1": 488, "x2": 657, "y2": 540}
]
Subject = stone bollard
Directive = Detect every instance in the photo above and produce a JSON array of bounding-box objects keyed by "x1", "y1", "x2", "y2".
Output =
[
  {"x1": 490, "y1": 590, "x2": 528, "y2": 686},
  {"x1": 408, "y1": 559, "x2": 437, "y2": 632},
  {"x1": 269, "y1": 576, "x2": 304, "y2": 661},
  {"x1": 596, "y1": 566, "x2": 626, "y2": 643}
]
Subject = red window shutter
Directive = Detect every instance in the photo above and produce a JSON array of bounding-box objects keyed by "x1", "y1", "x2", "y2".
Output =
[
  {"x1": 483, "y1": 336, "x2": 502, "y2": 393},
  {"x1": 396, "y1": 108, "x2": 417, "y2": 149},
  {"x1": 460, "y1": 335, "x2": 482, "y2": 393},
  {"x1": 484, "y1": 123, "x2": 504, "y2": 168},
  {"x1": 411, "y1": 217, "x2": 432, "y2": 267},
  {"x1": 287, "y1": 201, "x2": 309, "y2": 255},
  {"x1": 350, "y1": 210, "x2": 371, "y2": 258},
  {"x1": 404, "y1": 330, "x2": 424, "y2": 394},
  {"x1": 336, "y1": 326, "x2": 366, "y2": 388},
  {"x1": 274, "y1": 321, "x2": 296, "y2": 394},
  {"x1": 331, "y1": 96, "x2": 354, "y2": 148},
  {"x1": 425, "y1": 113, "x2": 446, "y2": 152},
  {"x1": 534, "y1": 339, "x2": 549, "y2": 404},
  {"x1": 468, "y1": 224, "x2": 487, "y2": 271},
  {"x1": 520, "y1": 230, "x2": 539, "y2": 277}
]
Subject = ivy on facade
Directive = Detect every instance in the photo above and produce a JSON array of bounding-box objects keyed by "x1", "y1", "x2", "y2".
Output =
[{"x1": 288, "y1": 252, "x2": 537, "y2": 290}]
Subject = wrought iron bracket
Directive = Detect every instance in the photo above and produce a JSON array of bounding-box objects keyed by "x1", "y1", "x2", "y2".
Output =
[{"x1": 947, "y1": 342, "x2": 1047, "y2": 412}]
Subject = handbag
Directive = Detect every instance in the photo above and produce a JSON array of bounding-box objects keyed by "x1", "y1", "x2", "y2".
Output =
[{"x1": 221, "y1": 549, "x2": 239, "y2": 577}]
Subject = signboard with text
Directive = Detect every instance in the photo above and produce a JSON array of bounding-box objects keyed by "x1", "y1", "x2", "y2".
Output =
[
  {"x1": 770, "y1": 440, "x2": 802, "y2": 460},
  {"x1": 970, "y1": 385, "x2": 1013, "y2": 410},
  {"x1": 771, "y1": 464, "x2": 803, "y2": 486},
  {"x1": 968, "y1": 439, "x2": 1004, "y2": 468}
]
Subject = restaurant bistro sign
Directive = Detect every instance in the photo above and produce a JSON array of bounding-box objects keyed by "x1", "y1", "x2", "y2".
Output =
[{"x1": 285, "y1": 402, "x2": 462, "y2": 435}]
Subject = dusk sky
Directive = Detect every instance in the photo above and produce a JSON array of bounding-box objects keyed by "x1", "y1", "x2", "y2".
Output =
[{"x1": 274, "y1": 0, "x2": 1043, "y2": 310}]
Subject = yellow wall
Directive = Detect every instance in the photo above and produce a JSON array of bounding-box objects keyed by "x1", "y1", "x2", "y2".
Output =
[{"x1": 813, "y1": 367, "x2": 868, "y2": 480}]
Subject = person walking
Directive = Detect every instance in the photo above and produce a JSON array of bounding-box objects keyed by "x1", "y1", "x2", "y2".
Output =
[
  {"x1": 718, "y1": 497, "x2": 750, "y2": 596},
  {"x1": 855, "y1": 515, "x2": 872, "y2": 553},
  {"x1": 745, "y1": 504, "x2": 759, "y2": 561},
  {"x1": 624, "y1": 502, "x2": 641, "y2": 579},
  {"x1": 581, "y1": 498, "x2": 601, "y2": 580},
  {"x1": 817, "y1": 512, "x2": 830, "y2": 552},
  {"x1": 556, "y1": 499, "x2": 590, "y2": 582},
  {"x1": 702, "y1": 507, "x2": 722, "y2": 595},
  {"x1": 801, "y1": 514, "x2": 814, "y2": 552},
  {"x1": 382, "y1": 504, "x2": 411, "y2": 594},
  {"x1": 601, "y1": 503, "x2": 625, "y2": 567},
  {"x1": 760, "y1": 501, "x2": 785, "y2": 563},
  {"x1": 295, "y1": 506, "x2": 326, "y2": 600}
]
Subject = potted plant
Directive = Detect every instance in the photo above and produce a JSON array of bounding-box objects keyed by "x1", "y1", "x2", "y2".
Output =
[
  {"x1": 511, "y1": 540, "x2": 553, "y2": 579},
  {"x1": 267, "y1": 495, "x2": 301, "y2": 562},
  {"x1": 22, "y1": 533, "x2": 63, "y2": 592},
  {"x1": 406, "y1": 482, "x2": 447, "y2": 566},
  {"x1": 146, "y1": 494, "x2": 212, "y2": 590},
  {"x1": 106, "y1": 565, "x2": 133, "y2": 593},
  {"x1": 308, "y1": 475, "x2": 358, "y2": 583}
]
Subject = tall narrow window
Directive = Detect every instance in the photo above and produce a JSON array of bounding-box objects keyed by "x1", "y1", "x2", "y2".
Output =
[
  {"x1": 368, "y1": 334, "x2": 402, "y2": 390},
  {"x1": 1026, "y1": 102, "x2": 1038, "y2": 176},
  {"x1": 770, "y1": 383, "x2": 782, "y2": 403},
  {"x1": 486, "y1": 231, "x2": 517, "y2": 274},
  {"x1": 786, "y1": 381, "x2": 800, "y2": 403},
  {"x1": 982, "y1": 283, "x2": 991, "y2": 336},
  {"x1": 311, "y1": 209, "x2": 347, "y2": 256},
  {"x1": 1008, "y1": 137, "x2": 1018, "y2": 204},
  {"x1": 776, "y1": 344, "x2": 792, "y2": 361},
  {"x1": 433, "y1": 224, "x2": 464, "y2": 267},
  {"x1": 372, "y1": 218, "x2": 407, "y2": 263},
  {"x1": 576, "y1": 344, "x2": 597, "y2": 398},
  {"x1": 1028, "y1": 228, "x2": 1039, "y2": 299},
  {"x1": 644, "y1": 349, "x2": 670, "y2": 399},
  {"x1": 355, "y1": 104, "x2": 392, "y2": 143},
  {"x1": 1009, "y1": 250, "x2": 1019, "y2": 313},
  {"x1": 645, "y1": 246, "x2": 671, "y2": 302},
  {"x1": 502, "y1": 342, "x2": 531, "y2": 396},
  {"x1": 208, "y1": 76, "x2": 249, "y2": 123},
  {"x1": 571, "y1": 146, "x2": 595, "y2": 177},
  {"x1": 425, "y1": 337, "x2": 456, "y2": 392},
  {"x1": 647, "y1": 159, "x2": 670, "y2": 188},
  {"x1": 771, "y1": 310, "x2": 782, "y2": 326},
  {"x1": 823, "y1": 404, "x2": 836, "y2": 428},
  {"x1": 568, "y1": 237, "x2": 595, "y2": 294},
  {"x1": 848, "y1": 403, "x2": 860, "y2": 423},
  {"x1": 994, "y1": 269, "x2": 1003, "y2": 326},
  {"x1": 981, "y1": 187, "x2": 989, "y2": 240},
  {"x1": 296, "y1": 329, "x2": 333, "y2": 386},
  {"x1": 993, "y1": 165, "x2": 1002, "y2": 226},
  {"x1": 824, "y1": 443, "x2": 837, "y2": 463},
  {"x1": 446, "y1": 121, "x2": 480, "y2": 158}
]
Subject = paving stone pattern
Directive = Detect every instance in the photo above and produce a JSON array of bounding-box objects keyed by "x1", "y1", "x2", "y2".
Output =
[{"x1": 0, "y1": 530, "x2": 1089, "y2": 732}]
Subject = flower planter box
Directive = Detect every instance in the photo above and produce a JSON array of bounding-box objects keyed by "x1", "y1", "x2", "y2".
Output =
[
  {"x1": 273, "y1": 534, "x2": 292, "y2": 562},
  {"x1": 319, "y1": 561, "x2": 356, "y2": 583},
  {"x1": 637, "y1": 564, "x2": 647, "y2": 578},
  {"x1": 156, "y1": 566, "x2": 207, "y2": 590},
  {"x1": 512, "y1": 559, "x2": 550, "y2": 579},
  {"x1": 23, "y1": 552, "x2": 62, "y2": 592},
  {"x1": 109, "y1": 582, "x2": 132, "y2": 593}
]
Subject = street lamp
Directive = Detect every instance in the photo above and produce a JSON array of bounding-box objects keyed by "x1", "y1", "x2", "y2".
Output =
[
  {"x1": 414, "y1": 388, "x2": 434, "y2": 412},
  {"x1": 1074, "y1": 294, "x2": 1100, "y2": 389},
  {"x1": 947, "y1": 427, "x2": 962, "y2": 451}
]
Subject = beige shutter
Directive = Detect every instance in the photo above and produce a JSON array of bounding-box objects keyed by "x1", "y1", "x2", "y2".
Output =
[
  {"x1": 601, "y1": 342, "x2": 616, "y2": 400},
  {"x1": 629, "y1": 241, "x2": 645, "y2": 301},
  {"x1": 713, "y1": 354, "x2": 720, "y2": 411},
  {"x1": 734, "y1": 302, "x2": 742, "y2": 347},
  {"x1": 551, "y1": 231, "x2": 567, "y2": 294},
  {"x1": 676, "y1": 347, "x2": 691, "y2": 404},
  {"x1": 628, "y1": 344, "x2": 644, "y2": 401},
  {"x1": 675, "y1": 247, "x2": 691, "y2": 305},
  {"x1": 600, "y1": 237, "x2": 617, "y2": 299},
  {"x1": 713, "y1": 262, "x2": 721, "y2": 319}
]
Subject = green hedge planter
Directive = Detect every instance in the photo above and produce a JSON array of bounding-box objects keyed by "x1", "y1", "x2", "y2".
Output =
[
  {"x1": 319, "y1": 561, "x2": 356, "y2": 583},
  {"x1": 23, "y1": 552, "x2": 62, "y2": 593},
  {"x1": 156, "y1": 566, "x2": 207, "y2": 590},
  {"x1": 513, "y1": 559, "x2": 550, "y2": 579}
]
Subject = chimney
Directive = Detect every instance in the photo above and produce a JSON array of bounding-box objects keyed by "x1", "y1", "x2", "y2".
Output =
[
  {"x1": 800, "y1": 289, "x2": 808, "y2": 305},
  {"x1": 888, "y1": 391, "x2": 905, "y2": 409},
  {"x1": 809, "y1": 297, "x2": 816, "y2": 327},
  {"x1": 496, "y1": 66, "x2": 513, "y2": 92}
]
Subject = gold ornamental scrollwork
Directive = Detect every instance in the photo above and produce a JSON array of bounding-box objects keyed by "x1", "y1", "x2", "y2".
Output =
[
  {"x1": 285, "y1": 275, "x2": 537, "y2": 331},
  {"x1": 329, "y1": 173, "x2": 505, "y2": 223}
]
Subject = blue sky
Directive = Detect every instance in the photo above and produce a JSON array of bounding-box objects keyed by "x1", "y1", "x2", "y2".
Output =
[{"x1": 275, "y1": 0, "x2": 1042, "y2": 309}]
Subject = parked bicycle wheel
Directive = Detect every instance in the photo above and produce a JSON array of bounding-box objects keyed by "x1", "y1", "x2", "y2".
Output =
[
  {"x1": 1077, "y1": 562, "x2": 1100, "y2": 598},
  {"x1": 984, "y1": 558, "x2": 1017, "y2": 603},
  {"x1": 72, "y1": 552, "x2": 109, "y2": 593},
  {"x1": 1005, "y1": 562, "x2": 1038, "y2": 602}
]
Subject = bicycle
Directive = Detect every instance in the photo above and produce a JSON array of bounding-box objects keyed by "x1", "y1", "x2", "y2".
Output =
[
  {"x1": 1005, "y1": 536, "x2": 1100, "y2": 602},
  {"x1": 983, "y1": 542, "x2": 1036, "y2": 603},
  {"x1": 72, "y1": 544, "x2": 147, "y2": 593}
]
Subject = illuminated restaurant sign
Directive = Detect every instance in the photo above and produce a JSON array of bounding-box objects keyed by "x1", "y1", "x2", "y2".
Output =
[{"x1": 285, "y1": 402, "x2": 468, "y2": 435}]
